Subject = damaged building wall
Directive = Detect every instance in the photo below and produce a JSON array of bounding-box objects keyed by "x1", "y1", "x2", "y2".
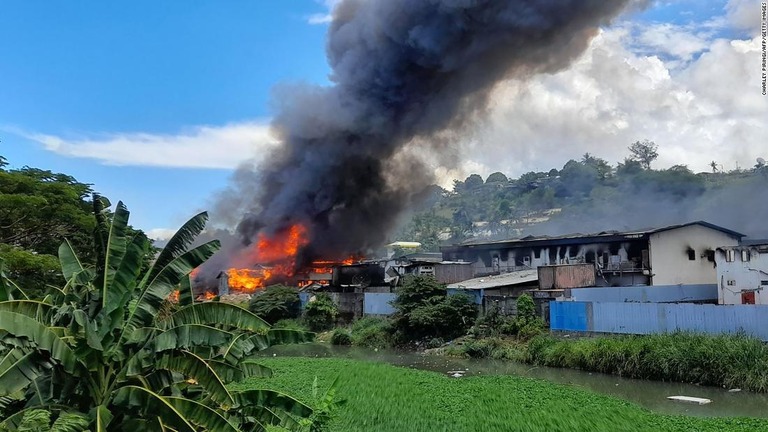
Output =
[
  {"x1": 649, "y1": 224, "x2": 740, "y2": 285},
  {"x1": 716, "y1": 243, "x2": 768, "y2": 305},
  {"x1": 443, "y1": 239, "x2": 647, "y2": 281}
]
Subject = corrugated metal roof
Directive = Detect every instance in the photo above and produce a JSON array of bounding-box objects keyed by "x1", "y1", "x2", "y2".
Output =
[
  {"x1": 442, "y1": 221, "x2": 744, "y2": 251},
  {"x1": 447, "y1": 269, "x2": 538, "y2": 290}
]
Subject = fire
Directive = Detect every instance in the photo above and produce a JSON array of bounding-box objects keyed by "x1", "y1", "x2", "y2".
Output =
[
  {"x1": 226, "y1": 267, "x2": 273, "y2": 292},
  {"x1": 225, "y1": 223, "x2": 362, "y2": 293},
  {"x1": 226, "y1": 223, "x2": 311, "y2": 292},
  {"x1": 203, "y1": 291, "x2": 215, "y2": 300},
  {"x1": 168, "y1": 290, "x2": 180, "y2": 303}
]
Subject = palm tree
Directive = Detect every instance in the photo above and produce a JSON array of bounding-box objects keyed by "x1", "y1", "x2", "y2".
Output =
[{"x1": 0, "y1": 197, "x2": 314, "y2": 431}]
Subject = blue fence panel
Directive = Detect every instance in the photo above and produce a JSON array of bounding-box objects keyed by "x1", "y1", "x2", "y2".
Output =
[
  {"x1": 566, "y1": 284, "x2": 717, "y2": 303},
  {"x1": 298, "y1": 292, "x2": 311, "y2": 308},
  {"x1": 364, "y1": 293, "x2": 397, "y2": 315},
  {"x1": 550, "y1": 302, "x2": 589, "y2": 331},
  {"x1": 553, "y1": 301, "x2": 768, "y2": 341}
]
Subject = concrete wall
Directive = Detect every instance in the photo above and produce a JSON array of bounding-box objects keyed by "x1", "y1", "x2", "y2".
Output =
[
  {"x1": 716, "y1": 246, "x2": 768, "y2": 305},
  {"x1": 648, "y1": 225, "x2": 739, "y2": 285},
  {"x1": 550, "y1": 301, "x2": 768, "y2": 341},
  {"x1": 561, "y1": 284, "x2": 718, "y2": 303}
]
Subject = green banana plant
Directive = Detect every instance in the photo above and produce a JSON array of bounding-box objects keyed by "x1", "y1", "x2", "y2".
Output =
[{"x1": 0, "y1": 197, "x2": 315, "y2": 431}]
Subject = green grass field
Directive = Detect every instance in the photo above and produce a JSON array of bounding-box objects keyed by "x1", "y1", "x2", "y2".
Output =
[{"x1": 232, "y1": 357, "x2": 768, "y2": 432}]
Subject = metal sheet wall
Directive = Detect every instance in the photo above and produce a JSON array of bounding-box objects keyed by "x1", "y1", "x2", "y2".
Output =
[
  {"x1": 550, "y1": 301, "x2": 768, "y2": 341},
  {"x1": 563, "y1": 284, "x2": 717, "y2": 303},
  {"x1": 363, "y1": 293, "x2": 397, "y2": 315}
]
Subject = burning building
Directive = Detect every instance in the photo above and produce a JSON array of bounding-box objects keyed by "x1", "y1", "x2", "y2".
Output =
[{"x1": 204, "y1": 0, "x2": 636, "y2": 292}]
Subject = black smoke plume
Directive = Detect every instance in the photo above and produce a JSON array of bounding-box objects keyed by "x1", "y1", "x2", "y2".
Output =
[{"x1": 231, "y1": 0, "x2": 633, "y2": 266}]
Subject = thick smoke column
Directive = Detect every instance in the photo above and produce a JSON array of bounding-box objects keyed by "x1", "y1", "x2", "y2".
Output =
[{"x1": 235, "y1": 0, "x2": 632, "y2": 264}]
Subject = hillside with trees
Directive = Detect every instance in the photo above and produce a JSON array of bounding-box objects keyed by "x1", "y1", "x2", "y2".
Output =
[{"x1": 394, "y1": 141, "x2": 768, "y2": 250}]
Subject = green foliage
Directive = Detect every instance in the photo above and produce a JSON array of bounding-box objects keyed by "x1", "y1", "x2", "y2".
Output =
[
  {"x1": 391, "y1": 276, "x2": 476, "y2": 343},
  {"x1": 329, "y1": 329, "x2": 352, "y2": 346},
  {"x1": 273, "y1": 319, "x2": 310, "y2": 332},
  {"x1": 485, "y1": 172, "x2": 508, "y2": 184},
  {"x1": 0, "y1": 245, "x2": 60, "y2": 299},
  {"x1": 349, "y1": 317, "x2": 391, "y2": 349},
  {"x1": 240, "y1": 357, "x2": 768, "y2": 432},
  {"x1": 0, "y1": 200, "x2": 316, "y2": 431},
  {"x1": 525, "y1": 332, "x2": 768, "y2": 392},
  {"x1": 304, "y1": 293, "x2": 338, "y2": 332},
  {"x1": 628, "y1": 139, "x2": 659, "y2": 170},
  {"x1": 249, "y1": 285, "x2": 302, "y2": 324}
]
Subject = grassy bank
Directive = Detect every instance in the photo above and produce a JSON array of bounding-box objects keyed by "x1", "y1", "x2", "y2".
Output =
[
  {"x1": 445, "y1": 332, "x2": 768, "y2": 392},
  {"x1": 233, "y1": 357, "x2": 768, "y2": 432}
]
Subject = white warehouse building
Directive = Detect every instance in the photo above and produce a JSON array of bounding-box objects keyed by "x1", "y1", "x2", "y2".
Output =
[{"x1": 716, "y1": 241, "x2": 768, "y2": 305}]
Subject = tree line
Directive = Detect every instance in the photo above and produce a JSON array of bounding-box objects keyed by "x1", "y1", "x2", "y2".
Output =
[{"x1": 394, "y1": 140, "x2": 768, "y2": 250}]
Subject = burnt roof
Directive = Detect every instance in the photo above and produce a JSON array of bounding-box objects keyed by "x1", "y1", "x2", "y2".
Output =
[{"x1": 441, "y1": 221, "x2": 744, "y2": 252}]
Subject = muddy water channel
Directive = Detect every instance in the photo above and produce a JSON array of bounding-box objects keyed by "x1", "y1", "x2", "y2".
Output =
[{"x1": 264, "y1": 343, "x2": 768, "y2": 419}]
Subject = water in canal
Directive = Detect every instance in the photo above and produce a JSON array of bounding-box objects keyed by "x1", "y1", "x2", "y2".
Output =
[{"x1": 264, "y1": 343, "x2": 768, "y2": 419}]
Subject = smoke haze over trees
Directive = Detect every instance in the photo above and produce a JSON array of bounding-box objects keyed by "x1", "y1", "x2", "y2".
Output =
[{"x1": 394, "y1": 143, "x2": 768, "y2": 249}]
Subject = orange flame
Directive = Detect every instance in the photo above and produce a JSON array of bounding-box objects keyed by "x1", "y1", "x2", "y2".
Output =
[
  {"x1": 227, "y1": 223, "x2": 311, "y2": 292},
  {"x1": 168, "y1": 290, "x2": 180, "y2": 303},
  {"x1": 203, "y1": 291, "x2": 215, "y2": 300}
]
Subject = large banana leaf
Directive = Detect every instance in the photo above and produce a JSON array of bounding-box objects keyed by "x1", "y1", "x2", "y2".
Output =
[
  {"x1": 140, "y1": 212, "x2": 210, "y2": 289},
  {"x1": 112, "y1": 386, "x2": 197, "y2": 432},
  {"x1": 0, "y1": 405, "x2": 68, "y2": 429},
  {"x1": 100, "y1": 201, "x2": 131, "y2": 310},
  {"x1": 230, "y1": 389, "x2": 313, "y2": 419},
  {"x1": 156, "y1": 350, "x2": 233, "y2": 406},
  {"x1": 123, "y1": 240, "x2": 220, "y2": 338},
  {"x1": 102, "y1": 232, "x2": 146, "y2": 318},
  {"x1": 178, "y1": 275, "x2": 194, "y2": 307},
  {"x1": 0, "y1": 349, "x2": 51, "y2": 396},
  {"x1": 206, "y1": 359, "x2": 272, "y2": 384},
  {"x1": 164, "y1": 397, "x2": 239, "y2": 432},
  {"x1": 221, "y1": 330, "x2": 313, "y2": 364},
  {"x1": 154, "y1": 324, "x2": 234, "y2": 352},
  {"x1": 237, "y1": 405, "x2": 303, "y2": 432},
  {"x1": 58, "y1": 240, "x2": 85, "y2": 285},
  {"x1": 91, "y1": 404, "x2": 113, "y2": 432},
  {"x1": 0, "y1": 300, "x2": 52, "y2": 322},
  {"x1": 159, "y1": 303, "x2": 270, "y2": 333},
  {"x1": 0, "y1": 311, "x2": 79, "y2": 373}
]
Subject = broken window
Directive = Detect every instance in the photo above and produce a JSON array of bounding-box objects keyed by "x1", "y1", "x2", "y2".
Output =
[
  {"x1": 705, "y1": 249, "x2": 715, "y2": 262},
  {"x1": 687, "y1": 248, "x2": 696, "y2": 261}
]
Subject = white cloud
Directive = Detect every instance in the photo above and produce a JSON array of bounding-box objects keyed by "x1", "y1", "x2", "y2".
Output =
[
  {"x1": 725, "y1": 0, "x2": 761, "y2": 33},
  {"x1": 17, "y1": 121, "x2": 279, "y2": 169},
  {"x1": 306, "y1": 0, "x2": 341, "y2": 25},
  {"x1": 459, "y1": 18, "x2": 767, "y2": 178},
  {"x1": 147, "y1": 228, "x2": 177, "y2": 241}
]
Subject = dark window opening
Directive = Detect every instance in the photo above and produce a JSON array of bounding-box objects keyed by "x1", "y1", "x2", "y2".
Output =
[
  {"x1": 585, "y1": 251, "x2": 595, "y2": 264},
  {"x1": 705, "y1": 250, "x2": 715, "y2": 262},
  {"x1": 687, "y1": 248, "x2": 696, "y2": 261}
]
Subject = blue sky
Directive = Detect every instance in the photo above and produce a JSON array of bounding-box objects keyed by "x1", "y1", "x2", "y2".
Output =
[{"x1": 1, "y1": 0, "x2": 763, "y2": 237}]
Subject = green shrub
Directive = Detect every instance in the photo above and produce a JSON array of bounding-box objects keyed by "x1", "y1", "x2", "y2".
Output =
[
  {"x1": 273, "y1": 318, "x2": 309, "y2": 331},
  {"x1": 248, "y1": 284, "x2": 302, "y2": 324},
  {"x1": 351, "y1": 317, "x2": 392, "y2": 348},
  {"x1": 427, "y1": 337, "x2": 445, "y2": 349},
  {"x1": 391, "y1": 275, "x2": 477, "y2": 343},
  {"x1": 330, "y1": 329, "x2": 353, "y2": 345},
  {"x1": 304, "y1": 293, "x2": 338, "y2": 332}
]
